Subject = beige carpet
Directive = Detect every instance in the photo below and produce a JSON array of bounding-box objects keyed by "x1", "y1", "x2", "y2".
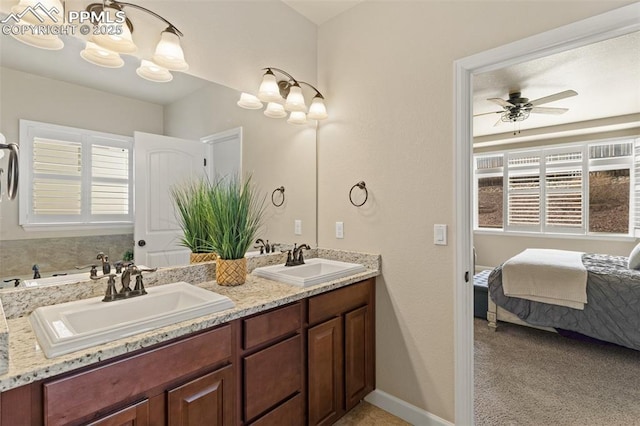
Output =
[{"x1": 475, "y1": 318, "x2": 640, "y2": 425}]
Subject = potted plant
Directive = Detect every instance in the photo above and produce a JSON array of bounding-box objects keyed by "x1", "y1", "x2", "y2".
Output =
[
  {"x1": 171, "y1": 177, "x2": 218, "y2": 263},
  {"x1": 207, "y1": 175, "x2": 266, "y2": 286}
]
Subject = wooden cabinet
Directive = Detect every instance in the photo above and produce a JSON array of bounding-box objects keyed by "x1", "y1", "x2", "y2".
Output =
[
  {"x1": 239, "y1": 302, "x2": 304, "y2": 425},
  {"x1": 307, "y1": 279, "x2": 375, "y2": 426},
  {"x1": 0, "y1": 279, "x2": 375, "y2": 426},
  {"x1": 167, "y1": 365, "x2": 234, "y2": 426},
  {"x1": 86, "y1": 400, "x2": 149, "y2": 426}
]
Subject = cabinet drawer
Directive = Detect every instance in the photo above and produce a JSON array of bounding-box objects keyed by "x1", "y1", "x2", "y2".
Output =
[
  {"x1": 249, "y1": 394, "x2": 303, "y2": 426},
  {"x1": 244, "y1": 334, "x2": 302, "y2": 421},
  {"x1": 44, "y1": 325, "x2": 232, "y2": 426},
  {"x1": 243, "y1": 302, "x2": 301, "y2": 350},
  {"x1": 308, "y1": 279, "x2": 372, "y2": 325}
]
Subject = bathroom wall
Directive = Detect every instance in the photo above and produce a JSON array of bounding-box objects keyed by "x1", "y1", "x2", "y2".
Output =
[
  {"x1": 316, "y1": 1, "x2": 633, "y2": 422},
  {"x1": 163, "y1": 82, "x2": 317, "y2": 246}
]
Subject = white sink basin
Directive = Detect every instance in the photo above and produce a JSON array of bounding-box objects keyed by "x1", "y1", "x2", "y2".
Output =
[
  {"x1": 252, "y1": 258, "x2": 366, "y2": 287},
  {"x1": 30, "y1": 282, "x2": 235, "y2": 358}
]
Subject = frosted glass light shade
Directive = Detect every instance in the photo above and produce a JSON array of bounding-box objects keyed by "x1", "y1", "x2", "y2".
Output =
[
  {"x1": 287, "y1": 111, "x2": 307, "y2": 125},
  {"x1": 258, "y1": 72, "x2": 281, "y2": 102},
  {"x1": 11, "y1": 21, "x2": 63, "y2": 50},
  {"x1": 91, "y1": 8, "x2": 136, "y2": 54},
  {"x1": 307, "y1": 96, "x2": 328, "y2": 120},
  {"x1": 12, "y1": 0, "x2": 63, "y2": 24},
  {"x1": 152, "y1": 31, "x2": 188, "y2": 71},
  {"x1": 237, "y1": 93, "x2": 264, "y2": 110},
  {"x1": 136, "y1": 60, "x2": 173, "y2": 83},
  {"x1": 264, "y1": 102, "x2": 287, "y2": 119},
  {"x1": 284, "y1": 85, "x2": 307, "y2": 112},
  {"x1": 80, "y1": 42, "x2": 124, "y2": 68}
]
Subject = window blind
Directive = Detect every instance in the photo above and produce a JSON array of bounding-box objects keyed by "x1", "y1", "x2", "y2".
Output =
[
  {"x1": 32, "y1": 138, "x2": 82, "y2": 216},
  {"x1": 91, "y1": 144, "x2": 130, "y2": 216}
]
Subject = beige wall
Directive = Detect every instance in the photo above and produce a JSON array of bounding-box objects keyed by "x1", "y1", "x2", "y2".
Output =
[
  {"x1": 0, "y1": 67, "x2": 163, "y2": 241},
  {"x1": 163, "y1": 83, "x2": 317, "y2": 246},
  {"x1": 316, "y1": 1, "x2": 633, "y2": 422}
]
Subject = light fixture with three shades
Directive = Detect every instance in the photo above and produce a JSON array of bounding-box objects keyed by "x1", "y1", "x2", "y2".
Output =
[
  {"x1": 238, "y1": 67, "x2": 328, "y2": 125},
  {"x1": 9, "y1": 0, "x2": 188, "y2": 83}
]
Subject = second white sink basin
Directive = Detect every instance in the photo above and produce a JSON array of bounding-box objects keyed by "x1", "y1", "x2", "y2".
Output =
[
  {"x1": 30, "y1": 282, "x2": 235, "y2": 358},
  {"x1": 252, "y1": 258, "x2": 366, "y2": 287}
]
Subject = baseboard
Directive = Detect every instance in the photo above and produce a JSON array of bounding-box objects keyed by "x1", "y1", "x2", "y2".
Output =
[{"x1": 365, "y1": 389, "x2": 454, "y2": 426}]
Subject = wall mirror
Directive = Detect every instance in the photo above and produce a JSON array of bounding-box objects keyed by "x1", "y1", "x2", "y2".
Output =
[{"x1": 0, "y1": 31, "x2": 317, "y2": 287}]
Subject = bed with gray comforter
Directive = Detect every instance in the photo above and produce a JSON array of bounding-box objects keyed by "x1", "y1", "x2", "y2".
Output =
[{"x1": 489, "y1": 253, "x2": 640, "y2": 351}]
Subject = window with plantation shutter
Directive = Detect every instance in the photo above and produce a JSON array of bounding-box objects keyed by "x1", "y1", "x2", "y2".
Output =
[
  {"x1": 506, "y1": 153, "x2": 541, "y2": 232},
  {"x1": 19, "y1": 120, "x2": 133, "y2": 229},
  {"x1": 474, "y1": 137, "x2": 636, "y2": 238}
]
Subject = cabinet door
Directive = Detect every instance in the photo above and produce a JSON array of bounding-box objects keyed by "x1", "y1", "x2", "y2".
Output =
[
  {"x1": 168, "y1": 365, "x2": 234, "y2": 426},
  {"x1": 308, "y1": 317, "x2": 343, "y2": 426},
  {"x1": 87, "y1": 400, "x2": 149, "y2": 426},
  {"x1": 344, "y1": 305, "x2": 374, "y2": 410}
]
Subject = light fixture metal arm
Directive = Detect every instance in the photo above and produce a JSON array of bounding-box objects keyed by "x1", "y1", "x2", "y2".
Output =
[
  {"x1": 263, "y1": 67, "x2": 325, "y2": 98},
  {"x1": 105, "y1": 0, "x2": 184, "y2": 36}
]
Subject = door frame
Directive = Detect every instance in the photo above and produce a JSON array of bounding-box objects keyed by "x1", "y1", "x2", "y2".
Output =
[
  {"x1": 453, "y1": 4, "x2": 640, "y2": 424},
  {"x1": 201, "y1": 127, "x2": 243, "y2": 179}
]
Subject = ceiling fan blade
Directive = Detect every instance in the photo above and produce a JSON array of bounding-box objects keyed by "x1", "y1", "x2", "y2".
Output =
[
  {"x1": 529, "y1": 89, "x2": 578, "y2": 106},
  {"x1": 530, "y1": 106, "x2": 569, "y2": 115},
  {"x1": 493, "y1": 117, "x2": 503, "y2": 127},
  {"x1": 473, "y1": 111, "x2": 502, "y2": 117},
  {"x1": 487, "y1": 98, "x2": 514, "y2": 108}
]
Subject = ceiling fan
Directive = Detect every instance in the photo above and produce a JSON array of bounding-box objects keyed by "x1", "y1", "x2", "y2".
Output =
[{"x1": 475, "y1": 89, "x2": 578, "y2": 127}]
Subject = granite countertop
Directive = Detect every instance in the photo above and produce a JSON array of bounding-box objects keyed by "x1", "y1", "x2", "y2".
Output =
[{"x1": 0, "y1": 249, "x2": 380, "y2": 392}]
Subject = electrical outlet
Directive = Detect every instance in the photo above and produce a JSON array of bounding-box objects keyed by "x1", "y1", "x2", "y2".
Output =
[
  {"x1": 336, "y1": 221, "x2": 344, "y2": 239},
  {"x1": 294, "y1": 220, "x2": 302, "y2": 235}
]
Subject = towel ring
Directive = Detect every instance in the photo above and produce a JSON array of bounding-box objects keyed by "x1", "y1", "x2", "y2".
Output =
[
  {"x1": 0, "y1": 143, "x2": 19, "y2": 201},
  {"x1": 271, "y1": 186, "x2": 285, "y2": 207},
  {"x1": 349, "y1": 181, "x2": 368, "y2": 207}
]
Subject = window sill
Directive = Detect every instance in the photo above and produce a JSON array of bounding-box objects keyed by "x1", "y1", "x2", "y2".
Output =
[
  {"x1": 473, "y1": 228, "x2": 637, "y2": 242},
  {"x1": 21, "y1": 223, "x2": 134, "y2": 233}
]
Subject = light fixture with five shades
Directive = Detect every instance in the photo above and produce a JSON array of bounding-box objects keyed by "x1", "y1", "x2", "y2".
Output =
[{"x1": 237, "y1": 67, "x2": 328, "y2": 124}]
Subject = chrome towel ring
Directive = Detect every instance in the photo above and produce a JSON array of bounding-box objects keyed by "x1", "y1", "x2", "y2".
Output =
[
  {"x1": 349, "y1": 181, "x2": 368, "y2": 207},
  {"x1": 271, "y1": 186, "x2": 285, "y2": 207}
]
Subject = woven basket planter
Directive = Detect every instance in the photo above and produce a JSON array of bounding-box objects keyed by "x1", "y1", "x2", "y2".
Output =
[
  {"x1": 216, "y1": 257, "x2": 247, "y2": 286},
  {"x1": 190, "y1": 252, "x2": 217, "y2": 264}
]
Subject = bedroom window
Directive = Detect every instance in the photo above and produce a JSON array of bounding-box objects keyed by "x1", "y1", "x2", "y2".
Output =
[
  {"x1": 474, "y1": 138, "x2": 636, "y2": 237},
  {"x1": 19, "y1": 120, "x2": 133, "y2": 230}
]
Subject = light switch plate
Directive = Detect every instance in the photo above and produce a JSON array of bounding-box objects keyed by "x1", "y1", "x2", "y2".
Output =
[
  {"x1": 336, "y1": 221, "x2": 344, "y2": 239},
  {"x1": 294, "y1": 220, "x2": 302, "y2": 235},
  {"x1": 434, "y1": 224, "x2": 447, "y2": 245}
]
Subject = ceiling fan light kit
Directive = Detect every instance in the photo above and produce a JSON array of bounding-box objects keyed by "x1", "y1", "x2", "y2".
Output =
[{"x1": 476, "y1": 89, "x2": 578, "y2": 134}]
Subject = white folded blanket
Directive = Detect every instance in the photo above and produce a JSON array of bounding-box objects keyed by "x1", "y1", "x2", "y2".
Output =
[{"x1": 502, "y1": 249, "x2": 588, "y2": 310}]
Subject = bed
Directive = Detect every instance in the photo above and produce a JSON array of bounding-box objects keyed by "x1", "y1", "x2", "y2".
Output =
[{"x1": 487, "y1": 249, "x2": 640, "y2": 351}]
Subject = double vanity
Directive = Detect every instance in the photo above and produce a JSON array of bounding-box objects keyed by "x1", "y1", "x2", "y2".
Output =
[{"x1": 0, "y1": 248, "x2": 380, "y2": 425}]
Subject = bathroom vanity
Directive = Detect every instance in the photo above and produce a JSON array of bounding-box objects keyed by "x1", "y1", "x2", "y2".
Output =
[{"x1": 0, "y1": 251, "x2": 379, "y2": 426}]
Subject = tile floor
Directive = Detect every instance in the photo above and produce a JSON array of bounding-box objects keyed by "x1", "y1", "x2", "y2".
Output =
[{"x1": 334, "y1": 402, "x2": 410, "y2": 425}]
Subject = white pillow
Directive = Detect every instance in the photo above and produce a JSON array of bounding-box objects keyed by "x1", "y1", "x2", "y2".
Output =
[{"x1": 628, "y1": 243, "x2": 640, "y2": 270}]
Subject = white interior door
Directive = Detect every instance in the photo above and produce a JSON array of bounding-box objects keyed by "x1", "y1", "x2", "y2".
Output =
[
  {"x1": 134, "y1": 132, "x2": 207, "y2": 268},
  {"x1": 202, "y1": 127, "x2": 242, "y2": 180}
]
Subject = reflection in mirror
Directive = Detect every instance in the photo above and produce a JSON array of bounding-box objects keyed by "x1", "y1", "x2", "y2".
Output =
[{"x1": 0, "y1": 29, "x2": 316, "y2": 288}]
